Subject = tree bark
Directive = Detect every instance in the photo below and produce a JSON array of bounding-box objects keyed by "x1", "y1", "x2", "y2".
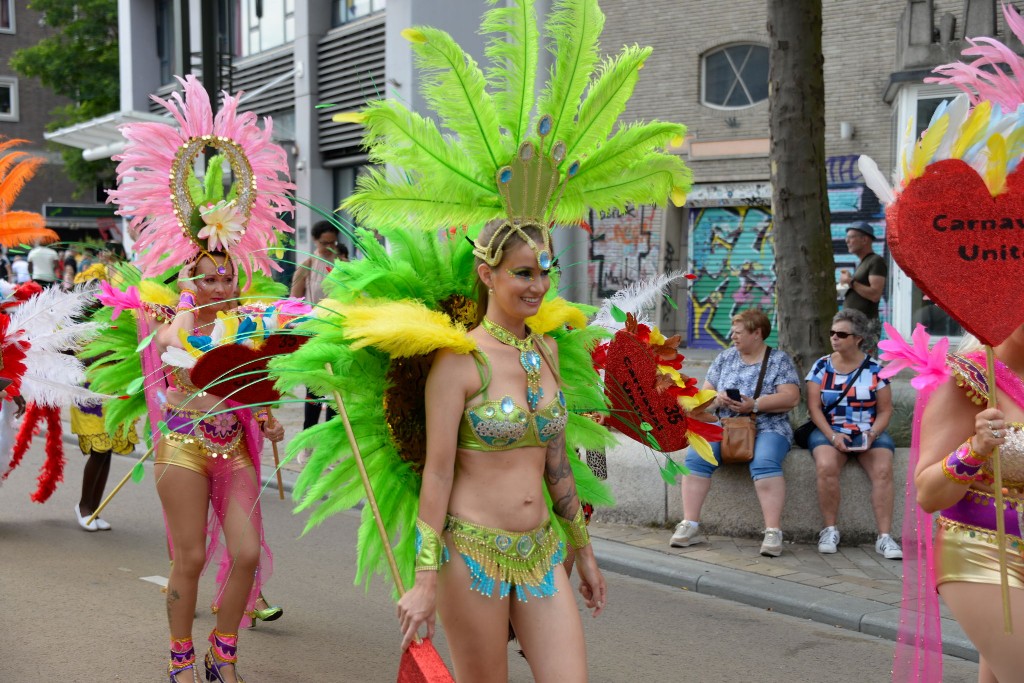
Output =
[{"x1": 767, "y1": 0, "x2": 836, "y2": 377}]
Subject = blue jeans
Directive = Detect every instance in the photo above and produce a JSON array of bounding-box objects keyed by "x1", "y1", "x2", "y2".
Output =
[
  {"x1": 806, "y1": 427, "x2": 895, "y2": 454},
  {"x1": 684, "y1": 431, "x2": 791, "y2": 481}
]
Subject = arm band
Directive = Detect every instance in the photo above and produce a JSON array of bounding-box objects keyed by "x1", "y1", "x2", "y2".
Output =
[
  {"x1": 176, "y1": 291, "x2": 196, "y2": 312},
  {"x1": 556, "y1": 506, "x2": 591, "y2": 549},
  {"x1": 415, "y1": 519, "x2": 445, "y2": 572},
  {"x1": 254, "y1": 407, "x2": 270, "y2": 424},
  {"x1": 941, "y1": 439, "x2": 984, "y2": 484}
]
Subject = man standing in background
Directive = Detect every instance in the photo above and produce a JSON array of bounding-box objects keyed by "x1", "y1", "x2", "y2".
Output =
[
  {"x1": 27, "y1": 241, "x2": 59, "y2": 287},
  {"x1": 839, "y1": 222, "x2": 886, "y2": 353}
]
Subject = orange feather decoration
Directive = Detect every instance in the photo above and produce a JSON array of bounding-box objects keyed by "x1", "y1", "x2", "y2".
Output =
[{"x1": 0, "y1": 138, "x2": 59, "y2": 247}]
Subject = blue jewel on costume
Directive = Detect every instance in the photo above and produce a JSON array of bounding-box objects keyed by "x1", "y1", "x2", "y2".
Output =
[
  {"x1": 538, "y1": 250, "x2": 552, "y2": 269},
  {"x1": 500, "y1": 396, "x2": 515, "y2": 414}
]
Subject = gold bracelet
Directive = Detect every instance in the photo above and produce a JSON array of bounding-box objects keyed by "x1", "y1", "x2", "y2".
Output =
[
  {"x1": 415, "y1": 518, "x2": 444, "y2": 572},
  {"x1": 556, "y1": 506, "x2": 591, "y2": 549}
]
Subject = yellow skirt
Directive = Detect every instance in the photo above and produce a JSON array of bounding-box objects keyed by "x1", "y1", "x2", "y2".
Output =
[{"x1": 69, "y1": 405, "x2": 138, "y2": 456}]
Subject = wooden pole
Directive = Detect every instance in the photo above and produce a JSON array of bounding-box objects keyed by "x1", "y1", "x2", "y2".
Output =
[
  {"x1": 268, "y1": 408, "x2": 285, "y2": 500},
  {"x1": 985, "y1": 345, "x2": 1013, "y2": 633}
]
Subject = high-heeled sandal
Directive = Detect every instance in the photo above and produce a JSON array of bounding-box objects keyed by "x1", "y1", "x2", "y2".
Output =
[
  {"x1": 250, "y1": 595, "x2": 283, "y2": 623},
  {"x1": 168, "y1": 637, "x2": 200, "y2": 682},
  {"x1": 205, "y1": 630, "x2": 245, "y2": 683}
]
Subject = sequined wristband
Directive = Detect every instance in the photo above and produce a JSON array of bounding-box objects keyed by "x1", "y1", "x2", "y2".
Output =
[
  {"x1": 176, "y1": 291, "x2": 196, "y2": 312},
  {"x1": 415, "y1": 519, "x2": 444, "y2": 572},
  {"x1": 941, "y1": 441, "x2": 983, "y2": 484},
  {"x1": 556, "y1": 506, "x2": 591, "y2": 549},
  {"x1": 254, "y1": 407, "x2": 270, "y2": 424}
]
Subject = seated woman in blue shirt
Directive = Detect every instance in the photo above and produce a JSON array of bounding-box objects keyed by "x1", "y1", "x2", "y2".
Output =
[{"x1": 805, "y1": 308, "x2": 901, "y2": 560}]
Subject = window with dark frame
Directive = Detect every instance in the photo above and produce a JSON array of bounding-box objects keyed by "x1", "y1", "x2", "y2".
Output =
[
  {"x1": 702, "y1": 44, "x2": 769, "y2": 109},
  {"x1": 333, "y1": 0, "x2": 386, "y2": 28}
]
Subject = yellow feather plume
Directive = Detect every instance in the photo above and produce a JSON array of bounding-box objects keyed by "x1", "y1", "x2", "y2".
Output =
[
  {"x1": 526, "y1": 297, "x2": 588, "y2": 335},
  {"x1": 176, "y1": 329, "x2": 204, "y2": 358},
  {"x1": 139, "y1": 280, "x2": 178, "y2": 307},
  {"x1": 338, "y1": 300, "x2": 478, "y2": 357},
  {"x1": 909, "y1": 115, "x2": 949, "y2": 178},
  {"x1": 951, "y1": 101, "x2": 992, "y2": 159},
  {"x1": 1005, "y1": 124, "x2": 1024, "y2": 162},
  {"x1": 986, "y1": 133, "x2": 1008, "y2": 196}
]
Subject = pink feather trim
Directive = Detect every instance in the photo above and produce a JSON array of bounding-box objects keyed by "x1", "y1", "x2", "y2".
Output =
[
  {"x1": 97, "y1": 281, "x2": 142, "y2": 321},
  {"x1": 925, "y1": 4, "x2": 1024, "y2": 112},
  {"x1": 877, "y1": 322, "x2": 951, "y2": 391},
  {"x1": 108, "y1": 74, "x2": 295, "y2": 281}
]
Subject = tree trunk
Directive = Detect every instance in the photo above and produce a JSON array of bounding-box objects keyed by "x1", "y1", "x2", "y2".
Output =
[{"x1": 767, "y1": 0, "x2": 836, "y2": 377}]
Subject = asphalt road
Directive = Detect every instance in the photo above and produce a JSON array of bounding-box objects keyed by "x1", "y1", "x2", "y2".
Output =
[{"x1": 0, "y1": 447, "x2": 978, "y2": 682}]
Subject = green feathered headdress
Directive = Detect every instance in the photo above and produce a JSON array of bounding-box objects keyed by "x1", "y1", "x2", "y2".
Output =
[{"x1": 337, "y1": 0, "x2": 691, "y2": 234}]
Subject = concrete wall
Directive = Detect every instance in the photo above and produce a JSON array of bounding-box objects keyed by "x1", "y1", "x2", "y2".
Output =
[{"x1": 594, "y1": 435, "x2": 908, "y2": 545}]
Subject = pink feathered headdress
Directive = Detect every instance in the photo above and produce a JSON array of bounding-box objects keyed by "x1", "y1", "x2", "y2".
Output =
[{"x1": 108, "y1": 75, "x2": 295, "y2": 280}]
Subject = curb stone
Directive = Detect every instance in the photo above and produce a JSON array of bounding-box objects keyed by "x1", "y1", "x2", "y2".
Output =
[{"x1": 591, "y1": 537, "x2": 977, "y2": 663}]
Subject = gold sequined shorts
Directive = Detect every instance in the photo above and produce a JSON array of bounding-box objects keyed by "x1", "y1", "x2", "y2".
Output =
[
  {"x1": 155, "y1": 432, "x2": 251, "y2": 477},
  {"x1": 934, "y1": 524, "x2": 1024, "y2": 589}
]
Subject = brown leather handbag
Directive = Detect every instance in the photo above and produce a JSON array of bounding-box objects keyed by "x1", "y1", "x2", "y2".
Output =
[{"x1": 719, "y1": 348, "x2": 771, "y2": 464}]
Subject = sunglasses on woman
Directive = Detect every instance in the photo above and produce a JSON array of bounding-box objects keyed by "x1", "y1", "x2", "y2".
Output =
[{"x1": 829, "y1": 330, "x2": 855, "y2": 339}]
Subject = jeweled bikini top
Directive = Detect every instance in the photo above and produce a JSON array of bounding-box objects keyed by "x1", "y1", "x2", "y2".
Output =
[
  {"x1": 950, "y1": 352, "x2": 1024, "y2": 486},
  {"x1": 457, "y1": 349, "x2": 567, "y2": 452}
]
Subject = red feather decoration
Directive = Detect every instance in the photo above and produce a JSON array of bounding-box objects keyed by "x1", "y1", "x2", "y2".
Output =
[
  {"x1": 4, "y1": 401, "x2": 40, "y2": 480},
  {"x1": 30, "y1": 406, "x2": 64, "y2": 502}
]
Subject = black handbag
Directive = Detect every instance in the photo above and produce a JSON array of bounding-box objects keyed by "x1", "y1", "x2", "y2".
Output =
[{"x1": 794, "y1": 356, "x2": 869, "y2": 449}]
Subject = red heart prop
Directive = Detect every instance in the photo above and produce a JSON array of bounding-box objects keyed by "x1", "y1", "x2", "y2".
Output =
[
  {"x1": 190, "y1": 334, "x2": 309, "y2": 405},
  {"x1": 603, "y1": 329, "x2": 691, "y2": 452},
  {"x1": 889, "y1": 158, "x2": 1024, "y2": 346}
]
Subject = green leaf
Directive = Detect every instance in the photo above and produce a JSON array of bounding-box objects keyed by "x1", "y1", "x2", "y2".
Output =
[
  {"x1": 125, "y1": 376, "x2": 144, "y2": 395},
  {"x1": 187, "y1": 173, "x2": 204, "y2": 206},
  {"x1": 157, "y1": 420, "x2": 170, "y2": 435},
  {"x1": 611, "y1": 305, "x2": 626, "y2": 322},
  {"x1": 135, "y1": 330, "x2": 157, "y2": 353},
  {"x1": 658, "y1": 465, "x2": 676, "y2": 485},
  {"x1": 131, "y1": 461, "x2": 146, "y2": 483},
  {"x1": 639, "y1": 421, "x2": 653, "y2": 432},
  {"x1": 663, "y1": 294, "x2": 678, "y2": 310},
  {"x1": 203, "y1": 154, "x2": 225, "y2": 203}
]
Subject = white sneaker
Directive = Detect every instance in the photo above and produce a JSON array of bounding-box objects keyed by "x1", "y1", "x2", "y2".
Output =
[
  {"x1": 669, "y1": 520, "x2": 703, "y2": 547},
  {"x1": 817, "y1": 526, "x2": 840, "y2": 554},
  {"x1": 760, "y1": 528, "x2": 783, "y2": 557},
  {"x1": 94, "y1": 517, "x2": 112, "y2": 531},
  {"x1": 875, "y1": 534, "x2": 903, "y2": 560}
]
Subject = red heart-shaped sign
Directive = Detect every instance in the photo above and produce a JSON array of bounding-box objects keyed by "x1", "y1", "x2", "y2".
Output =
[
  {"x1": 889, "y1": 158, "x2": 1024, "y2": 346},
  {"x1": 190, "y1": 334, "x2": 309, "y2": 405},
  {"x1": 603, "y1": 330, "x2": 690, "y2": 452}
]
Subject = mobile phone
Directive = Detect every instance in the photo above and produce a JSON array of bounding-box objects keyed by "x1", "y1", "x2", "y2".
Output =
[
  {"x1": 846, "y1": 431, "x2": 868, "y2": 451},
  {"x1": 725, "y1": 388, "x2": 741, "y2": 401}
]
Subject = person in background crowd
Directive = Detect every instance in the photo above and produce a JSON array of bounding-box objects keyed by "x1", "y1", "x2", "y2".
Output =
[
  {"x1": 26, "y1": 241, "x2": 59, "y2": 286},
  {"x1": 290, "y1": 221, "x2": 349, "y2": 459},
  {"x1": 839, "y1": 222, "x2": 887, "y2": 354},
  {"x1": 671, "y1": 309, "x2": 801, "y2": 557},
  {"x1": 61, "y1": 249, "x2": 79, "y2": 290},
  {"x1": 11, "y1": 254, "x2": 29, "y2": 284},
  {"x1": 804, "y1": 309, "x2": 902, "y2": 559}
]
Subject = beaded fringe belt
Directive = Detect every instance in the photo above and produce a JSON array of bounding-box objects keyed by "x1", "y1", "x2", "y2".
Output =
[
  {"x1": 444, "y1": 515, "x2": 565, "y2": 601},
  {"x1": 938, "y1": 489, "x2": 1024, "y2": 556}
]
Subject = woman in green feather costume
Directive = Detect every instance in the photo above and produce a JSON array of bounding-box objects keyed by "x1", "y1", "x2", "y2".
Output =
[{"x1": 272, "y1": 0, "x2": 692, "y2": 678}]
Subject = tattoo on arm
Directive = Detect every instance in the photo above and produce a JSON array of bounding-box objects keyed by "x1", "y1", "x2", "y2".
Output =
[{"x1": 544, "y1": 433, "x2": 579, "y2": 518}]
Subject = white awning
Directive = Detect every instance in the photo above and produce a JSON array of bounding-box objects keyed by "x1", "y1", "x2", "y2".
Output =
[{"x1": 43, "y1": 110, "x2": 171, "y2": 162}]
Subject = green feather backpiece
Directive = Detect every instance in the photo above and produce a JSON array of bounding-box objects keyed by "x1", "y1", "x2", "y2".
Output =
[
  {"x1": 269, "y1": 227, "x2": 614, "y2": 593},
  {"x1": 342, "y1": 0, "x2": 691, "y2": 232}
]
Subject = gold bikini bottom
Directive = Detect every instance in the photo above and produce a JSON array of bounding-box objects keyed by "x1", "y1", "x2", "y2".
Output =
[
  {"x1": 934, "y1": 524, "x2": 1024, "y2": 589},
  {"x1": 155, "y1": 432, "x2": 251, "y2": 477}
]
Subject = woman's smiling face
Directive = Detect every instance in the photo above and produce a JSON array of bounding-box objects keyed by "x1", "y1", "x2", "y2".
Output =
[{"x1": 488, "y1": 241, "x2": 551, "y2": 320}]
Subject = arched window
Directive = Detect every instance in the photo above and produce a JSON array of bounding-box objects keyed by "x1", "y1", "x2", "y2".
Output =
[{"x1": 701, "y1": 44, "x2": 769, "y2": 109}]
